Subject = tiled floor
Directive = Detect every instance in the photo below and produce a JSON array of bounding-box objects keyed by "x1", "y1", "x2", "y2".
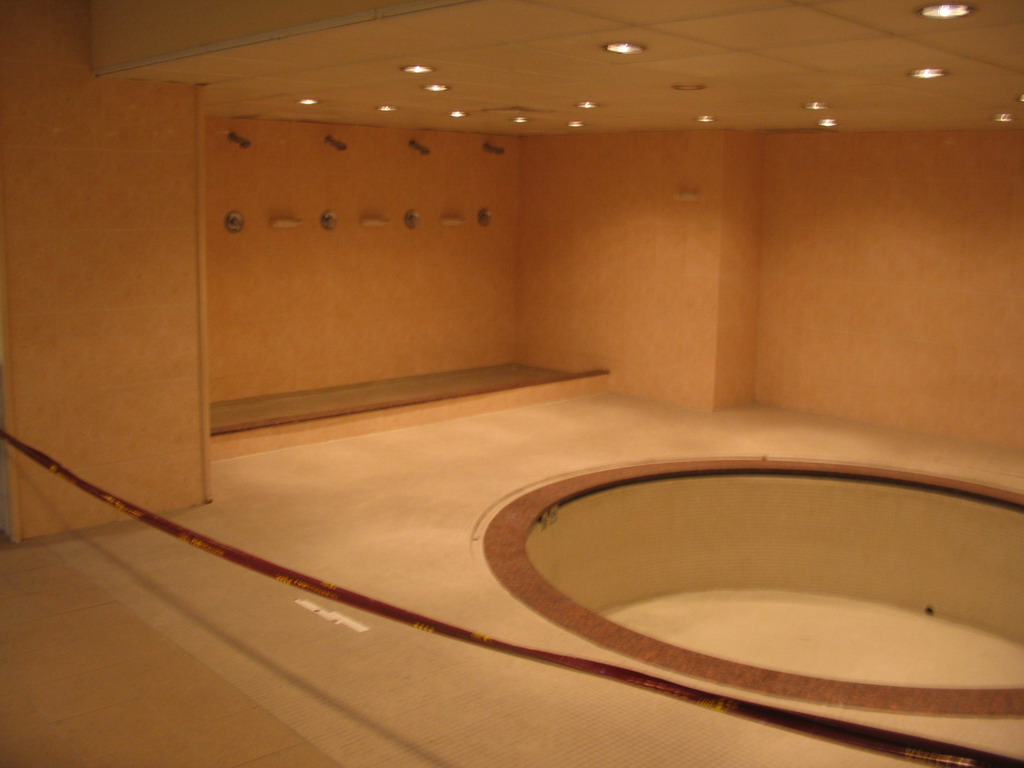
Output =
[{"x1": 2, "y1": 394, "x2": 1023, "y2": 766}]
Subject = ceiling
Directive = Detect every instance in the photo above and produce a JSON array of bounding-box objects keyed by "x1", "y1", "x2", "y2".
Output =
[{"x1": 108, "y1": 0, "x2": 1024, "y2": 134}]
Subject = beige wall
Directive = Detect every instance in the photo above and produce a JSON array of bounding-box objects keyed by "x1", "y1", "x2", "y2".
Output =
[
  {"x1": 3, "y1": 2, "x2": 1021, "y2": 540},
  {"x1": 205, "y1": 117, "x2": 519, "y2": 402},
  {"x1": 714, "y1": 132, "x2": 762, "y2": 408},
  {"x1": 757, "y1": 131, "x2": 1024, "y2": 450},
  {"x1": 1, "y1": 0, "x2": 207, "y2": 538},
  {"x1": 516, "y1": 131, "x2": 763, "y2": 410}
]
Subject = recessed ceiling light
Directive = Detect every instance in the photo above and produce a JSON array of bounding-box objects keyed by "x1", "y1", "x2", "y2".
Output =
[
  {"x1": 993, "y1": 113, "x2": 1014, "y2": 122},
  {"x1": 377, "y1": 105, "x2": 398, "y2": 112},
  {"x1": 695, "y1": 115, "x2": 716, "y2": 123},
  {"x1": 917, "y1": 4, "x2": 974, "y2": 19},
  {"x1": 423, "y1": 83, "x2": 449, "y2": 92},
  {"x1": 567, "y1": 121, "x2": 584, "y2": 127},
  {"x1": 818, "y1": 118, "x2": 838, "y2": 127},
  {"x1": 402, "y1": 64, "x2": 434, "y2": 74},
  {"x1": 450, "y1": 110, "x2": 468, "y2": 118},
  {"x1": 910, "y1": 68, "x2": 948, "y2": 78},
  {"x1": 297, "y1": 98, "x2": 320, "y2": 105},
  {"x1": 672, "y1": 84, "x2": 706, "y2": 91},
  {"x1": 803, "y1": 101, "x2": 829, "y2": 110},
  {"x1": 511, "y1": 116, "x2": 529, "y2": 123},
  {"x1": 604, "y1": 42, "x2": 646, "y2": 55},
  {"x1": 576, "y1": 101, "x2": 600, "y2": 109}
]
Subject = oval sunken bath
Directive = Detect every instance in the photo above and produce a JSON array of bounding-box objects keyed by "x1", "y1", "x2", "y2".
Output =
[{"x1": 484, "y1": 460, "x2": 1024, "y2": 714}]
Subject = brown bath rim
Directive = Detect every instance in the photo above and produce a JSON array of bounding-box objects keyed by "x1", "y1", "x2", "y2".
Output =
[{"x1": 483, "y1": 458, "x2": 1024, "y2": 715}]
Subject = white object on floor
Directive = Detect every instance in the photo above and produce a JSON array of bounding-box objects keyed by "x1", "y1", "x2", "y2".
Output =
[{"x1": 295, "y1": 598, "x2": 370, "y2": 632}]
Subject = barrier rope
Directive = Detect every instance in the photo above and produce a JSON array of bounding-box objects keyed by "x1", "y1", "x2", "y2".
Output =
[{"x1": 1, "y1": 428, "x2": 1020, "y2": 768}]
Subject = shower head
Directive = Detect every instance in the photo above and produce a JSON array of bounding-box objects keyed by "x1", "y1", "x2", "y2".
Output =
[
  {"x1": 409, "y1": 139, "x2": 430, "y2": 155},
  {"x1": 227, "y1": 131, "x2": 251, "y2": 148},
  {"x1": 325, "y1": 135, "x2": 347, "y2": 151}
]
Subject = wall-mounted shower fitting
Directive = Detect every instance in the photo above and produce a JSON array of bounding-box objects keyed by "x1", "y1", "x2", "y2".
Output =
[
  {"x1": 477, "y1": 208, "x2": 492, "y2": 226},
  {"x1": 228, "y1": 132, "x2": 251, "y2": 148},
  {"x1": 224, "y1": 211, "x2": 245, "y2": 232},
  {"x1": 483, "y1": 142, "x2": 505, "y2": 155},
  {"x1": 409, "y1": 139, "x2": 430, "y2": 155},
  {"x1": 321, "y1": 210, "x2": 338, "y2": 230},
  {"x1": 325, "y1": 135, "x2": 347, "y2": 150},
  {"x1": 404, "y1": 210, "x2": 420, "y2": 229}
]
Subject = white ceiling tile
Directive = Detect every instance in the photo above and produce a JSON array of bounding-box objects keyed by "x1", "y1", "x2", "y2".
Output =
[
  {"x1": 521, "y1": 27, "x2": 727, "y2": 63},
  {"x1": 638, "y1": 52, "x2": 812, "y2": 79},
  {"x1": 652, "y1": 6, "x2": 882, "y2": 51},
  {"x1": 103, "y1": 0, "x2": 1024, "y2": 133},
  {"x1": 762, "y1": 37, "x2": 968, "y2": 71},
  {"x1": 817, "y1": 0, "x2": 1024, "y2": 35},
  {"x1": 912, "y1": 24, "x2": 1024, "y2": 72},
  {"x1": 522, "y1": 0, "x2": 790, "y2": 25},
  {"x1": 385, "y1": 0, "x2": 619, "y2": 46}
]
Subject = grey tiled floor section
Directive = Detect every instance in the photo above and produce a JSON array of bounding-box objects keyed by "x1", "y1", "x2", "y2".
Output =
[{"x1": 2, "y1": 394, "x2": 1023, "y2": 766}]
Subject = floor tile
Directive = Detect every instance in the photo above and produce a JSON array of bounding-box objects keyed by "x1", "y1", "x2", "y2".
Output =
[
  {"x1": 186, "y1": 707, "x2": 305, "y2": 767},
  {"x1": 235, "y1": 743, "x2": 342, "y2": 768},
  {"x1": 22, "y1": 665, "x2": 138, "y2": 721},
  {"x1": 56, "y1": 698, "x2": 176, "y2": 763},
  {"x1": 3, "y1": 396, "x2": 1022, "y2": 766}
]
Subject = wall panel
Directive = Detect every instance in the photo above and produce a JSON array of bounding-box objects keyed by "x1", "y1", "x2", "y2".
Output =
[{"x1": 758, "y1": 131, "x2": 1024, "y2": 449}]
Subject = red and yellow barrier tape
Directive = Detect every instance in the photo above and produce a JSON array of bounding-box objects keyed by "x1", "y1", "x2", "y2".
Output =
[{"x1": 1, "y1": 428, "x2": 1020, "y2": 768}]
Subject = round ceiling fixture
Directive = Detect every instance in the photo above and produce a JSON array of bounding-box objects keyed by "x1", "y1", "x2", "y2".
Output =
[
  {"x1": 917, "y1": 4, "x2": 974, "y2": 19},
  {"x1": 909, "y1": 68, "x2": 948, "y2": 78},
  {"x1": 604, "y1": 42, "x2": 646, "y2": 55}
]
